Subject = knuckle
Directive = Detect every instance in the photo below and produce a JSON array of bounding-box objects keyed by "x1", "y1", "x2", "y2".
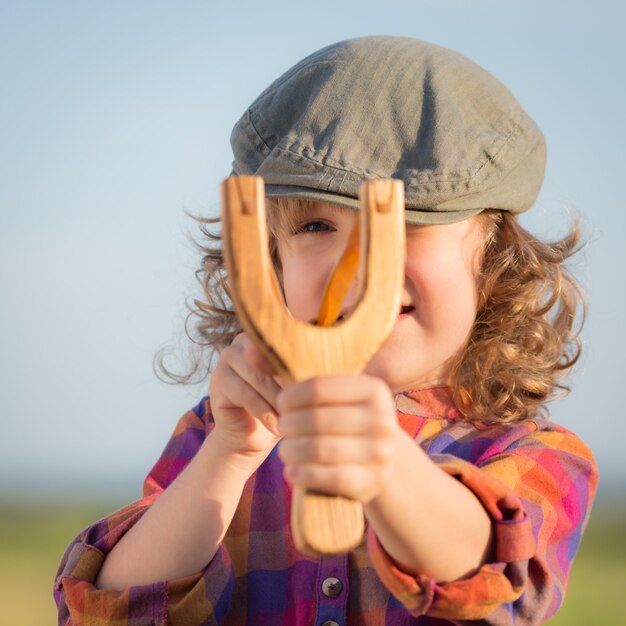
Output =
[
  {"x1": 210, "y1": 364, "x2": 234, "y2": 399},
  {"x1": 299, "y1": 466, "x2": 316, "y2": 488},
  {"x1": 371, "y1": 410, "x2": 395, "y2": 437},
  {"x1": 312, "y1": 438, "x2": 331, "y2": 463},
  {"x1": 334, "y1": 470, "x2": 358, "y2": 497},
  {"x1": 225, "y1": 342, "x2": 244, "y2": 361},
  {"x1": 308, "y1": 408, "x2": 327, "y2": 433},
  {"x1": 277, "y1": 413, "x2": 293, "y2": 436},
  {"x1": 371, "y1": 440, "x2": 392, "y2": 464},
  {"x1": 212, "y1": 352, "x2": 229, "y2": 376},
  {"x1": 249, "y1": 365, "x2": 269, "y2": 389},
  {"x1": 218, "y1": 344, "x2": 243, "y2": 371},
  {"x1": 241, "y1": 383, "x2": 259, "y2": 408},
  {"x1": 231, "y1": 332, "x2": 248, "y2": 347},
  {"x1": 306, "y1": 377, "x2": 325, "y2": 400},
  {"x1": 368, "y1": 376, "x2": 393, "y2": 405},
  {"x1": 209, "y1": 366, "x2": 223, "y2": 389},
  {"x1": 239, "y1": 380, "x2": 253, "y2": 399}
]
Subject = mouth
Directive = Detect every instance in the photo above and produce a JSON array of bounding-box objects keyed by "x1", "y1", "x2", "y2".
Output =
[
  {"x1": 310, "y1": 305, "x2": 415, "y2": 325},
  {"x1": 309, "y1": 314, "x2": 347, "y2": 325}
]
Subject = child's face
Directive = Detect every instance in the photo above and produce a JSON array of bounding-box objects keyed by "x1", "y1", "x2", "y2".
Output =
[{"x1": 275, "y1": 202, "x2": 485, "y2": 392}]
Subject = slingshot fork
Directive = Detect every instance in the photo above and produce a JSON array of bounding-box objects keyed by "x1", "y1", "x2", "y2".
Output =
[{"x1": 221, "y1": 176, "x2": 405, "y2": 555}]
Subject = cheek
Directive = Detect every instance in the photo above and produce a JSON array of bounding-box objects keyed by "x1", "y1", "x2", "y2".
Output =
[
  {"x1": 280, "y1": 253, "x2": 334, "y2": 322},
  {"x1": 409, "y1": 253, "x2": 479, "y2": 333}
]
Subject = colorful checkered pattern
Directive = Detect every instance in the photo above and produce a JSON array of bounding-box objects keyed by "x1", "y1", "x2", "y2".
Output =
[{"x1": 54, "y1": 387, "x2": 597, "y2": 625}]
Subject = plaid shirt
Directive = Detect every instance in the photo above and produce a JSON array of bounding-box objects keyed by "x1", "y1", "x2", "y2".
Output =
[{"x1": 54, "y1": 387, "x2": 597, "y2": 625}]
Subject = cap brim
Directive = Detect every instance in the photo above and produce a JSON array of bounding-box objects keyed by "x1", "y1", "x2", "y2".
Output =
[{"x1": 264, "y1": 185, "x2": 483, "y2": 225}]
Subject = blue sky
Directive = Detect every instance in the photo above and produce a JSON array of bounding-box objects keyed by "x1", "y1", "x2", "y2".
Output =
[{"x1": 1, "y1": 1, "x2": 624, "y2": 499}]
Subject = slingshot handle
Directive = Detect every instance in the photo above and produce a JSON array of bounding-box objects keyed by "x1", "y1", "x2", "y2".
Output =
[{"x1": 221, "y1": 176, "x2": 405, "y2": 555}]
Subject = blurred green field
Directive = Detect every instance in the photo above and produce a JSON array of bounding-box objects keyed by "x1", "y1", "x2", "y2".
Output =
[
  {"x1": 1, "y1": 498, "x2": 624, "y2": 625},
  {"x1": 0, "y1": 498, "x2": 123, "y2": 626}
]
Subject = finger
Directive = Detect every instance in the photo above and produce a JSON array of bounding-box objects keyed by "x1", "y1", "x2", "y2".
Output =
[
  {"x1": 278, "y1": 405, "x2": 384, "y2": 437},
  {"x1": 279, "y1": 436, "x2": 392, "y2": 466},
  {"x1": 276, "y1": 375, "x2": 391, "y2": 412},
  {"x1": 213, "y1": 346, "x2": 279, "y2": 419},
  {"x1": 219, "y1": 370, "x2": 281, "y2": 436},
  {"x1": 224, "y1": 337, "x2": 283, "y2": 409},
  {"x1": 243, "y1": 338, "x2": 278, "y2": 376},
  {"x1": 282, "y1": 463, "x2": 382, "y2": 503},
  {"x1": 242, "y1": 338, "x2": 289, "y2": 390}
]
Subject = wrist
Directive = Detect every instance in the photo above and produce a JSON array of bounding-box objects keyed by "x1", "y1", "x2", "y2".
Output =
[
  {"x1": 200, "y1": 429, "x2": 275, "y2": 477},
  {"x1": 364, "y1": 427, "x2": 421, "y2": 513}
]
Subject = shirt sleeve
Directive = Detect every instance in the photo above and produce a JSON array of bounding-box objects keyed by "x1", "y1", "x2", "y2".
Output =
[
  {"x1": 53, "y1": 398, "x2": 235, "y2": 626},
  {"x1": 366, "y1": 420, "x2": 598, "y2": 624}
]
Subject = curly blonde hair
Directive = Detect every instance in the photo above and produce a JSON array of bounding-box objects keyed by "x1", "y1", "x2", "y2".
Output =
[
  {"x1": 451, "y1": 210, "x2": 584, "y2": 423},
  {"x1": 156, "y1": 201, "x2": 584, "y2": 424}
]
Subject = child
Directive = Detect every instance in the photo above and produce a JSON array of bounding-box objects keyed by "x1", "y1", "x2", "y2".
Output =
[{"x1": 54, "y1": 36, "x2": 597, "y2": 625}]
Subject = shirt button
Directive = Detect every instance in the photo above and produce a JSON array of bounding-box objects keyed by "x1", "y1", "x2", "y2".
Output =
[
  {"x1": 322, "y1": 577, "x2": 343, "y2": 597},
  {"x1": 322, "y1": 622, "x2": 340, "y2": 626}
]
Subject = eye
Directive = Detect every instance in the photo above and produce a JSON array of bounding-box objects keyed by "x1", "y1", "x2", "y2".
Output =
[{"x1": 295, "y1": 220, "x2": 334, "y2": 234}]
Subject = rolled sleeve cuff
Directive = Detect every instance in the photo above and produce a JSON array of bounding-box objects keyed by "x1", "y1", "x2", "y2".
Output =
[
  {"x1": 366, "y1": 454, "x2": 535, "y2": 620},
  {"x1": 55, "y1": 502, "x2": 234, "y2": 625},
  {"x1": 57, "y1": 542, "x2": 234, "y2": 625}
]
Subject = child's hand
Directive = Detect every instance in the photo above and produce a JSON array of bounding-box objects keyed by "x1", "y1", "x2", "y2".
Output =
[
  {"x1": 276, "y1": 375, "x2": 399, "y2": 504},
  {"x1": 210, "y1": 333, "x2": 283, "y2": 462}
]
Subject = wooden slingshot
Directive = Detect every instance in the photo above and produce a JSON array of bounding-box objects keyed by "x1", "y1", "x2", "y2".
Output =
[{"x1": 221, "y1": 176, "x2": 405, "y2": 555}]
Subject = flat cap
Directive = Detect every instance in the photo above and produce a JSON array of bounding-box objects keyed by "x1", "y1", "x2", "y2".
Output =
[{"x1": 231, "y1": 36, "x2": 546, "y2": 224}]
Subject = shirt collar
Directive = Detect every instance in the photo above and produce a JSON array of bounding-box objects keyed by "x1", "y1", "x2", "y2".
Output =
[{"x1": 394, "y1": 386, "x2": 463, "y2": 420}]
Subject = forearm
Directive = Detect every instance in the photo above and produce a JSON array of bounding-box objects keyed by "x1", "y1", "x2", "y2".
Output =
[
  {"x1": 364, "y1": 430, "x2": 493, "y2": 583},
  {"x1": 95, "y1": 433, "x2": 266, "y2": 589}
]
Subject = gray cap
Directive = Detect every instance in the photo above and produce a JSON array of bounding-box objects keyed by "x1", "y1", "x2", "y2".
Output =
[{"x1": 230, "y1": 36, "x2": 546, "y2": 224}]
